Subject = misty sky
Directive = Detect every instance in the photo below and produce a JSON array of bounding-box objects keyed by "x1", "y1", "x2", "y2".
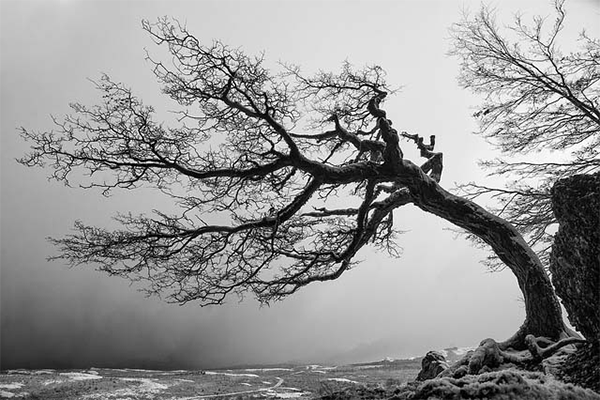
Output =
[{"x1": 1, "y1": 0, "x2": 599, "y2": 370}]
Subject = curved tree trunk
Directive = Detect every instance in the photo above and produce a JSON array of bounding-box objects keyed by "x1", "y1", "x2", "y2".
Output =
[{"x1": 399, "y1": 160, "x2": 565, "y2": 348}]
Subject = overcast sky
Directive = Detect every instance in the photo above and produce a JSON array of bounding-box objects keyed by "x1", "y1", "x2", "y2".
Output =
[{"x1": 1, "y1": 0, "x2": 599, "y2": 370}]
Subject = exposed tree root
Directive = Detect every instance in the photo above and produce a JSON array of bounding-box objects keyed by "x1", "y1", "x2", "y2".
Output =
[
  {"x1": 523, "y1": 335, "x2": 587, "y2": 363},
  {"x1": 438, "y1": 335, "x2": 587, "y2": 379}
]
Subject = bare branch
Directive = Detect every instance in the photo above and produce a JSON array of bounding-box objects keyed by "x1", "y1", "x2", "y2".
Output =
[{"x1": 450, "y1": 2, "x2": 599, "y2": 266}]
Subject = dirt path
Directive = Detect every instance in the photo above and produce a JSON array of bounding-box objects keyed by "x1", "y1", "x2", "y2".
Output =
[{"x1": 182, "y1": 377, "x2": 285, "y2": 399}]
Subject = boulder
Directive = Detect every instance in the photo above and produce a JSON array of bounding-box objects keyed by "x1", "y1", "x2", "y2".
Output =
[
  {"x1": 416, "y1": 351, "x2": 449, "y2": 381},
  {"x1": 549, "y1": 173, "x2": 600, "y2": 344},
  {"x1": 549, "y1": 173, "x2": 599, "y2": 393}
]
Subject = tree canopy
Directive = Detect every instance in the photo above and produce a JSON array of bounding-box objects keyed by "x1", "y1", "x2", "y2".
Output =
[{"x1": 19, "y1": 18, "x2": 438, "y2": 305}]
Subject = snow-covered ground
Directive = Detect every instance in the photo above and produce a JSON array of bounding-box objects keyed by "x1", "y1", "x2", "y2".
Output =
[
  {"x1": 327, "y1": 377, "x2": 359, "y2": 384},
  {"x1": 0, "y1": 382, "x2": 26, "y2": 398},
  {"x1": 240, "y1": 368, "x2": 294, "y2": 372},
  {"x1": 59, "y1": 372, "x2": 103, "y2": 381},
  {"x1": 82, "y1": 377, "x2": 170, "y2": 399},
  {"x1": 0, "y1": 357, "x2": 421, "y2": 399},
  {"x1": 204, "y1": 370, "x2": 260, "y2": 378}
]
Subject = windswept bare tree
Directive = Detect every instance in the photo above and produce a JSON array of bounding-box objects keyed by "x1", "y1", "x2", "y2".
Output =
[
  {"x1": 20, "y1": 16, "x2": 587, "y2": 372},
  {"x1": 450, "y1": 0, "x2": 600, "y2": 268}
]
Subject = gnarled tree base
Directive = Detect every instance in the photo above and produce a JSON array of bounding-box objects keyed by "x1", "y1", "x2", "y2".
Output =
[
  {"x1": 436, "y1": 334, "x2": 586, "y2": 380},
  {"x1": 406, "y1": 369, "x2": 600, "y2": 400}
]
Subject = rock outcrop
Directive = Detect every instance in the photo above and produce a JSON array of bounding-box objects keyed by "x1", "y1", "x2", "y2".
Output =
[
  {"x1": 549, "y1": 172, "x2": 600, "y2": 393},
  {"x1": 416, "y1": 351, "x2": 449, "y2": 381},
  {"x1": 549, "y1": 173, "x2": 600, "y2": 344}
]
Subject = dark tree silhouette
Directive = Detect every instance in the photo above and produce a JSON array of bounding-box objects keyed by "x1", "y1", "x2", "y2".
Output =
[
  {"x1": 450, "y1": 0, "x2": 600, "y2": 268},
  {"x1": 19, "y1": 17, "x2": 582, "y2": 364}
]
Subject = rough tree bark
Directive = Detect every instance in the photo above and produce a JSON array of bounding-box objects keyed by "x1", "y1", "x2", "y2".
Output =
[
  {"x1": 416, "y1": 186, "x2": 565, "y2": 348},
  {"x1": 393, "y1": 128, "x2": 566, "y2": 350}
]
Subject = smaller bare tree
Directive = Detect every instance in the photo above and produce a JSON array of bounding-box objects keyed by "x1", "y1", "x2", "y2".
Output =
[{"x1": 449, "y1": 0, "x2": 600, "y2": 268}]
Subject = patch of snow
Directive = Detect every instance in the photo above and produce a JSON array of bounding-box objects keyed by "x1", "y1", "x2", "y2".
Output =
[
  {"x1": 354, "y1": 364, "x2": 383, "y2": 369},
  {"x1": 438, "y1": 346, "x2": 475, "y2": 360},
  {"x1": 60, "y1": 372, "x2": 103, "y2": 381},
  {"x1": 241, "y1": 368, "x2": 293, "y2": 372},
  {"x1": 176, "y1": 378, "x2": 195, "y2": 383},
  {"x1": 262, "y1": 389, "x2": 309, "y2": 398},
  {"x1": 240, "y1": 382, "x2": 252, "y2": 386},
  {"x1": 204, "y1": 371, "x2": 260, "y2": 378},
  {"x1": 158, "y1": 369, "x2": 190, "y2": 375},
  {"x1": 0, "y1": 384, "x2": 23, "y2": 390},
  {"x1": 33, "y1": 369, "x2": 55, "y2": 375},
  {"x1": 383, "y1": 357, "x2": 395, "y2": 362},
  {"x1": 453, "y1": 346, "x2": 475, "y2": 356},
  {"x1": 120, "y1": 377, "x2": 168, "y2": 390},
  {"x1": 123, "y1": 368, "x2": 158, "y2": 373},
  {"x1": 327, "y1": 378, "x2": 359, "y2": 384},
  {"x1": 262, "y1": 381, "x2": 272, "y2": 384},
  {"x1": 6, "y1": 370, "x2": 30, "y2": 375},
  {"x1": 275, "y1": 392, "x2": 308, "y2": 399},
  {"x1": 82, "y1": 377, "x2": 168, "y2": 399},
  {"x1": 109, "y1": 367, "x2": 164, "y2": 373},
  {"x1": 42, "y1": 380, "x2": 65, "y2": 386},
  {"x1": 0, "y1": 391, "x2": 15, "y2": 398}
]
